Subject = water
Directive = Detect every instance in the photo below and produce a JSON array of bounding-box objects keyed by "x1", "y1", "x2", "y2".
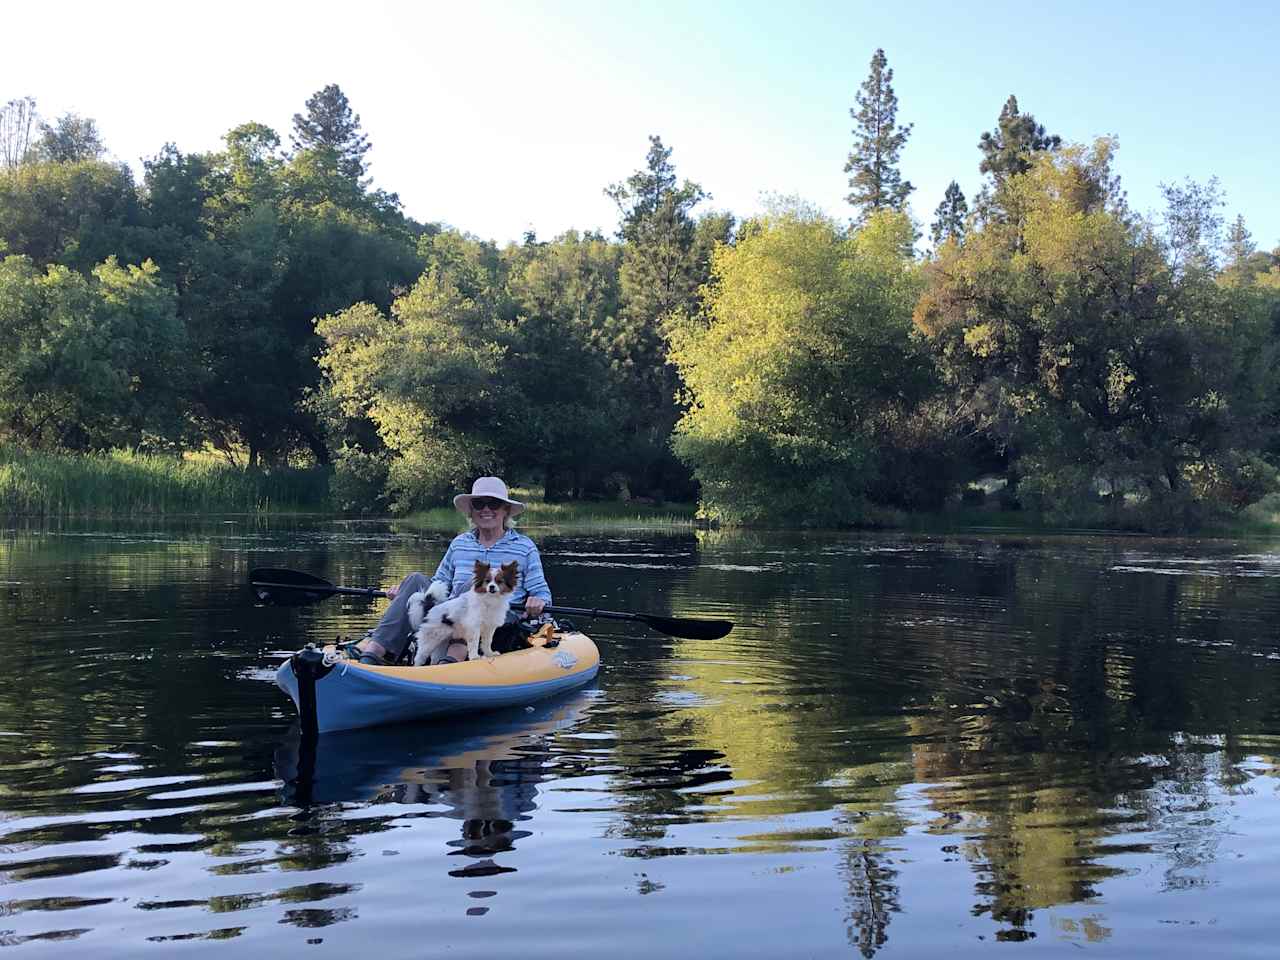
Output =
[{"x1": 2, "y1": 517, "x2": 1280, "y2": 956}]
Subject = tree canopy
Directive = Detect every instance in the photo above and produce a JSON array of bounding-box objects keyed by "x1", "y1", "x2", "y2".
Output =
[{"x1": 2, "y1": 70, "x2": 1278, "y2": 530}]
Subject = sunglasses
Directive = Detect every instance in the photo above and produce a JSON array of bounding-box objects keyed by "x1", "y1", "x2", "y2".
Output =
[{"x1": 470, "y1": 497, "x2": 507, "y2": 511}]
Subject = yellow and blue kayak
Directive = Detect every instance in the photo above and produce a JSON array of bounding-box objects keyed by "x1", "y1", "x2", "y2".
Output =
[{"x1": 275, "y1": 631, "x2": 601, "y2": 734}]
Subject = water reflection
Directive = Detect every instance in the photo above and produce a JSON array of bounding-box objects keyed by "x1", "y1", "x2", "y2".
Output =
[
  {"x1": 2, "y1": 519, "x2": 1280, "y2": 954},
  {"x1": 274, "y1": 691, "x2": 596, "y2": 900}
]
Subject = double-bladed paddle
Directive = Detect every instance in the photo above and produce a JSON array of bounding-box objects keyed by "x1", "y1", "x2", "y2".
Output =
[{"x1": 248, "y1": 567, "x2": 734, "y2": 641}]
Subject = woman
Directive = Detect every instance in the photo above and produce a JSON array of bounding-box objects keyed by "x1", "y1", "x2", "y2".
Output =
[{"x1": 349, "y1": 477, "x2": 552, "y2": 665}]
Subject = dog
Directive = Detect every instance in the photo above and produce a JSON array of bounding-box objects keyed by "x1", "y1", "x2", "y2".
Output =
[{"x1": 408, "y1": 560, "x2": 519, "y2": 665}]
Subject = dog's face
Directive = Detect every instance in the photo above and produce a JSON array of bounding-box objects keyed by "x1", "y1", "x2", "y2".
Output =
[{"x1": 471, "y1": 559, "x2": 519, "y2": 595}]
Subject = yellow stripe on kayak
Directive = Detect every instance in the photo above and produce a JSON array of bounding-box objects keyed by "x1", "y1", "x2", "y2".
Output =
[{"x1": 325, "y1": 631, "x2": 600, "y2": 688}]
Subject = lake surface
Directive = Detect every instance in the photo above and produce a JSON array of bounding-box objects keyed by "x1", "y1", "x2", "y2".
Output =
[{"x1": 2, "y1": 517, "x2": 1279, "y2": 957}]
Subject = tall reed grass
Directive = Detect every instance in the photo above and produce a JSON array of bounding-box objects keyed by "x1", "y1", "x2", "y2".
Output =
[{"x1": 0, "y1": 447, "x2": 330, "y2": 516}]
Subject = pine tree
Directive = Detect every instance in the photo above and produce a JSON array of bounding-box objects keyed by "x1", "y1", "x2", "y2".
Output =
[
  {"x1": 1226, "y1": 214, "x2": 1255, "y2": 265},
  {"x1": 290, "y1": 84, "x2": 371, "y2": 181},
  {"x1": 844, "y1": 49, "x2": 914, "y2": 221},
  {"x1": 978, "y1": 95, "x2": 1060, "y2": 186},
  {"x1": 605, "y1": 135, "x2": 707, "y2": 321},
  {"x1": 603, "y1": 135, "x2": 714, "y2": 497},
  {"x1": 930, "y1": 181, "x2": 968, "y2": 247}
]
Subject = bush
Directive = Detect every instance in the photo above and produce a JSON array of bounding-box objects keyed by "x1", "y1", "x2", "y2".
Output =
[{"x1": 329, "y1": 444, "x2": 389, "y2": 513}]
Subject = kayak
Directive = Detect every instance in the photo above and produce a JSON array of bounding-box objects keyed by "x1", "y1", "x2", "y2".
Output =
[{"x1": 275, "y1": 630, "x2": 601, "y2": 734}]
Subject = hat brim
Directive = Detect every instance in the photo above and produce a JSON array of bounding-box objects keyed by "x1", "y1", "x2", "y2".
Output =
[{"x1": 454, "y1": 494, "x2": 525, "y2": 517}]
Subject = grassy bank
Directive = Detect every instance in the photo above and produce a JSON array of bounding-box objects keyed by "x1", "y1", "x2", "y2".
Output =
[
  {"x1": 401, "y1": 488, "x2": 697, "y2": 532},
  {"x1": 0, "y1": 447, "x2": 330, "y2": 516}
]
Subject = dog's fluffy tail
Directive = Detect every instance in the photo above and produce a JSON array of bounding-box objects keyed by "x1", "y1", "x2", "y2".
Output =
[{"x1": 407, "y1": 580, "x2": 450, "y2": 630}]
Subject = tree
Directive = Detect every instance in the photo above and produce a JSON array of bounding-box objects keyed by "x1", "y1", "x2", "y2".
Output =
[
  {"x1": 0, "y1": 254, "x2": 188, "y2": 450},
  {"x1": 978, "y1": 95, "x2": 1061, "y2": 187},
  {"x1": 604, "y1": 135, "x2": 717, "y2": 498},
  {"x1": 929, "y1": 181, "x2": 968, "y2": 247},
  {"x1": 914, "y1": 140, "x2": 1275, "y2": 526},
  {"x1": 314, "y1": 268, "x2": 509, "y2": 512},
  {"x1": 668, "y1": 204, "x2": 932, "y2": 524},
  {"x1": 290, "y1": 84, "x2": 371, "y2": 183},
  {"x1": 1161, "y1": 176, "x2": 1224, "y2": 274},
  {"x1": 1226, "y1": 215, "x2": 1255, "y2": 266},
  {"x1": 0, "y1": 158, "x2": 145, "y2": 270},
  {"x1": 504, "y1": 230, "x2": 625, "y2": 499},
  {"x1": 0, "y1": 97, "x2": 38, "y2": 169},
  {"x1": 844, "y1": 49, "x2": 914, "y2": 221},
  {"x1": 36, "y1": 113, "x2": 105, "y2": 163}
]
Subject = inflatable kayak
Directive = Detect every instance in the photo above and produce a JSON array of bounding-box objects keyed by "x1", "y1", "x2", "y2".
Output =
[{"x1": 276, "y1": 630, "x2": 600, "y2": 734}]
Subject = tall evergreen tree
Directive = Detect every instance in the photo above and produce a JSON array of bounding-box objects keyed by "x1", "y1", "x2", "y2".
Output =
[
  {"x1": 606, "y1": 135, "x2": 707, "y2": 321},
  {"x1": 604, "y1": 135, "x2": 716, "y2": 498},
  {"x1": 978, "y1": 95, "x2": 1061, "y2": 186},
  {"x1": 930, "y1": 181, "x2": 968, "y2": 247},
  {"x1": 1226, "y1": 214, "x2": 1255, "y2": 266},
  {"x1": 844, "y1": 49, "x2": 914, "y2": 221},
  {"x1": 290, "y1": 84, "x2": 370, "y2": 182}
]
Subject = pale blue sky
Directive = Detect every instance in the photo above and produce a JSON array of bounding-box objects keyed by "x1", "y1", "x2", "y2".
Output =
[{"x1": 4, "y1": 1, "x2": 1276, "y2": 250}]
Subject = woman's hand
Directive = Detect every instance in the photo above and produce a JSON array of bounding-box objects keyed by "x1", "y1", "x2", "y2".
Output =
[
  {"x1": 385, "y1": 586, "x2": 398, "y2": 600},
  {"x1": 524, "y1": 596, "x2": 546, "y2": 618}
]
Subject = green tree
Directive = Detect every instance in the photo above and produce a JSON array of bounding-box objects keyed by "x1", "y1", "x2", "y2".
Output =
[
  {"x1": 978, "y1": 95, "x2": 1061, "y2": 187},
  {"x1": 504, "y1": 230, "x2": 625, "y2": 499},
  {"x1": 0, "y1": 158, "x2": 145, "y2": 270},
  {"x1": 844, "y1": 48, "x2": 914, "y2": 221},
  {"x1": 314, "y1": 268, "x2": 509, "y2": 512},
  {"x1": 36, "y1": 113, "x2": 105, "y2": 163},
  {"x1": 0, "y1": 255, "x2": 188, "y2": 450},
  {"x1": 605, "y1": 135, "x2": 721, "y2": 498},
  {"x1": 290, "y1": 84, "x2": 371, "y2": 184},
  {"x1": 914, "y1": 140, "x2": 1275, "y2": 526},
  {"x1": 1226, "y1": 215, "x2": 1255, "y2": 267},
  {"x1": 138, "y1": 108, "x2": 421, "y2": 468},
  {"x1": 929, "y1": 180, "x2": 968, "y2": 247},
  {"x1": 668, "y1": 204, "x2": 932, "y2": 524},
  {"x1": 1161, "y1": 176, "x2": 1224, "y2": 273}
]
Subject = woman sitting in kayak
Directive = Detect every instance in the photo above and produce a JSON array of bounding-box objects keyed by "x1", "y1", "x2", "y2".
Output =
[{"x1": 346, "y1": 476, "x2": 552, "y2": 665}]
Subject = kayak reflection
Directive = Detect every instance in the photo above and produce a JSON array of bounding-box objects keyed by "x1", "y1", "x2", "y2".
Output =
[{"x1": 275, "y1": 688, "x2": 595, "y2": 874}]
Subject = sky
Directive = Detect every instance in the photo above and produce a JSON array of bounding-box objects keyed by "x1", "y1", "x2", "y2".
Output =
[{"x1": 4, "y1": 0, "x2": 1277, "y2": 250}]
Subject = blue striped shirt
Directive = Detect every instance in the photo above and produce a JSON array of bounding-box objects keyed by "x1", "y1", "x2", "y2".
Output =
[{"x1": 430, "y1": 528, "x2": 553, "y2": 607}]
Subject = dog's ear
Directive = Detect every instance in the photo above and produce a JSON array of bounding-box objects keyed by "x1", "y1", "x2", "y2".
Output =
[
  {"x1": 472, "y1": 560, "x2": 490, "y2": 589},
  {"x1": 499, "y1": 560, "x2": 519, "y2": 588}
]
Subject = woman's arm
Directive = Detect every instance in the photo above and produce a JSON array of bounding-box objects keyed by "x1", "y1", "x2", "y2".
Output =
[
  {"x1": 521, "y1": 543, "x2": 552, "y2": 614},
  {"x1": 431, "y1": 541, "x2": 458, "y2": 594}
]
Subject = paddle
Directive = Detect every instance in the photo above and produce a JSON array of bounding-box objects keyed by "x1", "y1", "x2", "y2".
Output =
[
  {"x1": 248, "y1": 567, "x2": 733, "y2": 640},
  {"x1": 249, "y1": 567, "x2": 387, "y2": 606}
]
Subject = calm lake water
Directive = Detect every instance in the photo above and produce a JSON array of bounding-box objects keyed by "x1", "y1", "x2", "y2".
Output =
[{"x1": 2, "y1": 517, "x2": 1279, "y2": 957}]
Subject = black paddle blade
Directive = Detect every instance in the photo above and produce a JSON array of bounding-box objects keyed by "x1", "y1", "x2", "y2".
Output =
[
  {"x1": 249, "y1": 567, "x2": 335, "y2": 606},
  {"x1": 639, "y1": 614, "x2": 734, "y2": 640}
]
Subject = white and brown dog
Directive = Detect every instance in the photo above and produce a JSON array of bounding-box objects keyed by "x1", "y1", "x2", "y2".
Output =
[{"x1": 408, "y1": 560, "x2": 519, "y2": 665}]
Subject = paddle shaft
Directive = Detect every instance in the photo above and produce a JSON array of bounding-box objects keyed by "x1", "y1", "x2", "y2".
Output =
[
  {"x1": 249, "y1": 567, "x2": 732, "y2": 639},
  {"x1": 523, "y1": 602, "x2": 665, "y2": 624},
  {"x1": 250, "y1": 578, "x2": 385, "y2": 599}
]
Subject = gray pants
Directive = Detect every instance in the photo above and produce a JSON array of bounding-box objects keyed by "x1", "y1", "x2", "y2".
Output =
[{"x1": 364, "y1": 572, "x2": 435, "y2": 662}]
